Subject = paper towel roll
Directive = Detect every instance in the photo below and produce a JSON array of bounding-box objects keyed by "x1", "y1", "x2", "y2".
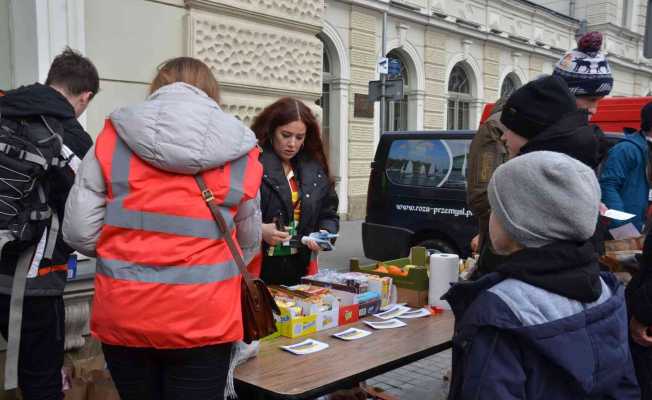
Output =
[{"x1": 429, "y1": 253, "x2": 460, "y2": 309}]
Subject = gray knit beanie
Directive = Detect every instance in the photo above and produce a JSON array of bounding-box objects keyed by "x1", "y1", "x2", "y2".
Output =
[{"x1": 487, "y1": 151, "x2": 600, "y2": 248}]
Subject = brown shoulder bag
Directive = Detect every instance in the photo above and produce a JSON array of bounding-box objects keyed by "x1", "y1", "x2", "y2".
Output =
[{"x1": 195, "y1": 175, "x2": 279, "y2": 343}]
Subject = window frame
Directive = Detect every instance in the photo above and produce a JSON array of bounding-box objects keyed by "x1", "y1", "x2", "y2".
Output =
[
  {"x1": 447, "y1": 65, "x2": 472, "y2": 130},
  {"x1": 384, "y1": 50, "x2": 410, "y2": 132}
]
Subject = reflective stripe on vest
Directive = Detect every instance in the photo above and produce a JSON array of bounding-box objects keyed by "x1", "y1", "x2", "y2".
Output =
[
  {"x1": 104, "y1": 136, "x2": 250, "y2": 239},
  {"x1": 97, "y1": 258, "x2": 240, "y2": 284},
  {"x1": 97, "y1": 125, "x2": 253, "y2": 285}
]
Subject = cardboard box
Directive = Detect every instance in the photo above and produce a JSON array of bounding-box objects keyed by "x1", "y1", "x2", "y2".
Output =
[
  {"x1": 298, "y1": 294, "x2": 340, "y2": 331},
  {"x1": 367, "y1": 275, "x2": 392, "y2": 308},
  {"x1": 351, "y1": 247, "x2": 430, "y2": 291},
  {"x1": 276, "y1": 305, "x2": 317, "y2": 338},
  {"x1": 358, "y1": 297, "x2": 381, "y2": 318},
  {"x1": 396, "y1": 287, "x2": 429, "y2": 307},
  {"x1": 339, "y1": 304, "x2": 359, "y2": 326},
  {"x1": 332, "y1": 290, "x2": 360, "y2": 326},
  {"x1": 301, "y1": 276, "x2": 367, "y2": 294}
]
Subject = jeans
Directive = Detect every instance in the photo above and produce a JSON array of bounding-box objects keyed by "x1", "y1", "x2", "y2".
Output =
[
  {"x1": 0, "y1": 295, "x2": 65, "y2": 400},
  {"x1": 102, "y1": 342, "x2": 232, "y2": 400}
]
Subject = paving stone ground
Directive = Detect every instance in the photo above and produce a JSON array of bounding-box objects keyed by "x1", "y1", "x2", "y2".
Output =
[{"x1": 366, "y1": 350, "x2": 451, "y2": 399}]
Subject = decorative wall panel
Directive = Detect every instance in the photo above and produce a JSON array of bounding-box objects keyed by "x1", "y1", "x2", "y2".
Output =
[
  {"x1": 187, "y1": 0, "x2": 323, "y2": 27},
  {"x1": 189, "y1": 14, "x2": 322, "y2": 96}
]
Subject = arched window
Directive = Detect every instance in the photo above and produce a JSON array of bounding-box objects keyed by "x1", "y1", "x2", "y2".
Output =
[
  {"x1": 500, "y1": 73, "x2": 521, "y2": 99},
  {"x1": 447, "y1": 64, "x2": 472, "y2": 130},
  {"x1": 317, "y1": 41, "x2": 332, "y2": 159},
  {"x1": 384, "y1": 50, "x2": 409, "y2": 132}
]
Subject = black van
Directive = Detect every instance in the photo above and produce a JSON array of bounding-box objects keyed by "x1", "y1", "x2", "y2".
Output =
[
  {"x1": 362, "y1": 131, "x2": 622, "y2": 261},
  {"x1": 363, "y1": 130, "x2": 476, "y2": 261}
]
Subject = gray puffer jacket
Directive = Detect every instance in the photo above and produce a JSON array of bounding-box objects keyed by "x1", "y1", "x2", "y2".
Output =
[{"x1": 62, "y1": 82, "x2": 261, "y2": 263}]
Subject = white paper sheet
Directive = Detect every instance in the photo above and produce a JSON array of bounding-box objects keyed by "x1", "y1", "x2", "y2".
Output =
[
  {"x1": 373, "y1": 305, "x2": 410, "y2": 320},
  {"x1": 281, "y1": 339, "x2": 329, "y2": 355},
  {"x1": 604, "y1": 209, "x2": 636, "y2": 221},
  {"x1": 363, "y1": 318, "x2": 407, "y2": 329},
  {"x1": 332, "y1": 328, "x2": 372, "y2": 341},
  {"x1": 397, "y1": 308, "x2": 431, "y2": 319},
  {"x1": 609, "y1": 223, "x2": 641, "y2": 240}
]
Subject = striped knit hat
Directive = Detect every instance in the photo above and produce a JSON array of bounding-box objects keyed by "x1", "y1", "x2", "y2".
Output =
[{"x1": 553, "y1": 32, "x2": 613, "y2": 97}]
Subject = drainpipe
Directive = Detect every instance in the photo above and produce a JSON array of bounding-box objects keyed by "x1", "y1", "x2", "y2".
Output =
[{"x1": 380, "y1": 11, "x2": 387, "y2": 137}]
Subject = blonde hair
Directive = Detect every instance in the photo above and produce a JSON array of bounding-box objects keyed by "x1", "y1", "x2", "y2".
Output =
[{"x1": 150, "y1": 57, "x2": 220, "y2": 103}]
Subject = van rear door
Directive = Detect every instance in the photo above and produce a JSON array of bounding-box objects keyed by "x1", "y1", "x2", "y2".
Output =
[{"x1": 364, "y1": 132, "x2": 476, "y2": 260}]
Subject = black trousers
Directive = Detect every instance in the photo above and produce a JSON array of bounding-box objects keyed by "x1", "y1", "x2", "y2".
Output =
[
  {"x1": 631, "y1": 340, "x2": 652, "y2": 399},
  {"x1": 102, "y1": 342, "x2": 232, "y2": 400},
  {"x1": 0, "y1": 294, "x2": 65, "y2": 400},
  {"x1": 260, "y1": 253, "x2": 309, "y2": 286}
]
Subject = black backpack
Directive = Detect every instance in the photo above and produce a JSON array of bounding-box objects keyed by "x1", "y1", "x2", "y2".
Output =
[
  {"x1": 0, "y1": 109, "x2": 72, "y2": 392},
  {"x1": 0, "y1": 112, "x2": 68, "y2": 257}
]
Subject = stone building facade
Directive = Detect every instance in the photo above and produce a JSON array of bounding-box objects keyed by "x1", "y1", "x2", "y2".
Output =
[
  {"x1": 2, "y1": 0, "x2": 651, "y2": 221},
  {"x1": 0, "y1": 0, "x2": 651, "y2": 355}
]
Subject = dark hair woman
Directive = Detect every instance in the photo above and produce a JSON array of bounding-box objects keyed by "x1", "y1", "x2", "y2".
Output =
[{"x1": 250, "y1": 97, "x2": 339, "y2": 285}]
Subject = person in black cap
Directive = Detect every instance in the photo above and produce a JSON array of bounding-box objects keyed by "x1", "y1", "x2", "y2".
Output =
[
  {"x1": 499, "y1": 74, "x2": 603, "y2": 169},
  {"x1": 599, "y1": 101, "x2": 652, "y2": 233}
]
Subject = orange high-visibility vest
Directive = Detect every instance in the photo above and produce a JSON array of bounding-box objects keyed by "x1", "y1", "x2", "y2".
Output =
[{"x1": 91, "y1": 120, "x2": 262, "y2": 349}]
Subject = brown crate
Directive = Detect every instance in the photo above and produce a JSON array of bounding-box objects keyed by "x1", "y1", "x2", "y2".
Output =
[{"x1": 396, "y1": 287, "x2": 429, "y2": 308}]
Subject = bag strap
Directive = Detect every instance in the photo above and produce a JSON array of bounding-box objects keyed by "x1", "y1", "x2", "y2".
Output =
[
  {"x1": 194, "y1": 175, "x2": 264, "y2": 310},
  {"x1": 4, "y1": 244, "x2": 36, "y2": 391}
]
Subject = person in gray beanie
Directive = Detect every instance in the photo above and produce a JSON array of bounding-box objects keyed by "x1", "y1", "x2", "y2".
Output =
[
  {"x1": 442, "y1": 151, "x2": 639, "y2": 400},
  {"x1": 488, "y1": 151, "x2": 600, "y2": 248}
]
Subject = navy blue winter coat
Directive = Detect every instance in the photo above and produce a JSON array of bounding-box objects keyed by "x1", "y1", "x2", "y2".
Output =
[{"x1": 445, "y1": 270, "x2": 639, "y2": 399}]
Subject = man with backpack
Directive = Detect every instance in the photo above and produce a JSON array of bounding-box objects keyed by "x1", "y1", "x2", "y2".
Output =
[{"x1": 0, "y1": 48, "x2": 98, "y2": 399}]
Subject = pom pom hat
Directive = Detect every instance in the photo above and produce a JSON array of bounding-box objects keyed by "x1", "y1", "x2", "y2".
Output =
[{"x1": 553, "y1": 31, "x2": 613, "y2": 97}]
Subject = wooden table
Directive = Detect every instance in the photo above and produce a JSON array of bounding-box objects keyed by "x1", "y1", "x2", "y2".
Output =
[{"x1": 235, "y1": 311, "x2": 455, "y2": 399}]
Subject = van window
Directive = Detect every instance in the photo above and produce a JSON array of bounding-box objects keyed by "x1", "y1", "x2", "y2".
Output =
[{"x1": 385, "y1": 139, "x2": 470, "y2": 189}]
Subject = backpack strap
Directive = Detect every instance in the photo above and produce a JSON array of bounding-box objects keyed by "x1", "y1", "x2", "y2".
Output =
[
  {"x1": 43, "y1": 210, "x2": 58, "y2": 260},
  {"x1": 4, "y1": 244, "x2": 36, "y2": 390},
  {"x1": 0, "y1": 231, "x2": 13, "y2": 256},
  {"x1": 39, "y1": 115, "x2": 69, "y2": 169},
  {"x1": 0, "y1": 142, "x2": 49, "y2": 169}
]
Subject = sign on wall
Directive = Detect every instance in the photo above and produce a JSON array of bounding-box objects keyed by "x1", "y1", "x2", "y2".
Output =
[{"x1": 354, "y1": 93, "x2": 374, "y2": 118}]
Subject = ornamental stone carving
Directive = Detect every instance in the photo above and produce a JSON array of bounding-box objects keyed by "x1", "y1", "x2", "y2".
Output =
[
  {"x1": 186, "y1": 0, "x2": 323, "y2": 28},
  {"x1": 188, "y1": 14, "x2": 322, "y2": 96},
  {"x1": 222, "y1": 103, "x2": 264, "y2": 127}
]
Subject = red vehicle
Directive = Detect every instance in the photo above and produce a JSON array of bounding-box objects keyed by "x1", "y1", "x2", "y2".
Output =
[{"x1": 480, "y1": 96, "x2": 652, "y2": 133}]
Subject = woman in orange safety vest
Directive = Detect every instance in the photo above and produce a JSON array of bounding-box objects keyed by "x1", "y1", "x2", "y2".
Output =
[{"x1": 62, "y1": 57, "x2": 262, "y2": 400}]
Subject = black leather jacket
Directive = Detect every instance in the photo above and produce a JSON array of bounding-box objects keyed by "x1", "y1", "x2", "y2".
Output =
[{"x1": 259, "y1": 146, "x2": 339, "y2": 248}]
